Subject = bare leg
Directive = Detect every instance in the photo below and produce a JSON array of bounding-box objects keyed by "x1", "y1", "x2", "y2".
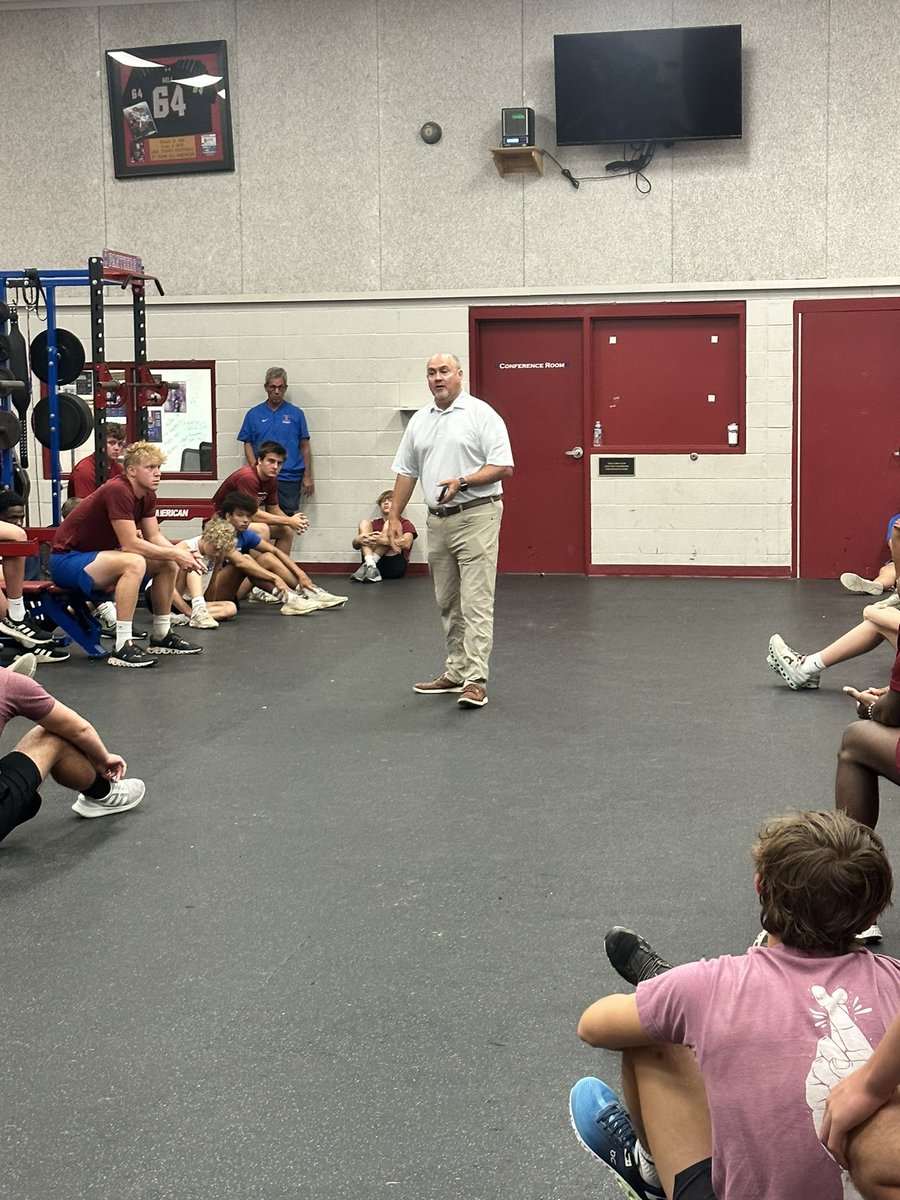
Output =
[
  {"x1": 876, "y1": 562, "x2": 897, "y2": 591},
  {"x1": 620, "y1": 1044, "x2": 713, "y2": 1199},
  {"x1": 835, "y1": 721, "x2": 900, "y2": 828},
  {"x1": 818, "y1": 617, "x2": 897, "y2": 668},
  {"x1": 83, "y1": 551, "x2": 147, "y2": 621},
  {"x1": 847, "y1": 1091, "x2": 900, "y2": 1200},
  {"x1": 15, "y1": 727, "x2": 96, "y2": 791}
]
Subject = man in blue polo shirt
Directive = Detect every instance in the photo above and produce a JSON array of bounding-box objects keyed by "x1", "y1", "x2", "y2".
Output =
[{"x1": 237, "y1": 367, "x2": 313, "y2": 516}]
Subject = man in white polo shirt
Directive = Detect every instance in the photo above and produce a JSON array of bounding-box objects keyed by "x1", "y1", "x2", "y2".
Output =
[{"x1": 386, "y1": 353, "x2": 513, "y2": 709}]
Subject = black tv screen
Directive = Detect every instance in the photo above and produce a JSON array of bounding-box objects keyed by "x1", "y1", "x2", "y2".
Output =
[{"x1": 554, "y1": 25, "x2": 742, "y2": 146}]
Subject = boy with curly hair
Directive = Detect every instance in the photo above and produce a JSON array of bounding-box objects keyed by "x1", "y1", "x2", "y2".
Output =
[{"x1": 569, "y1": 811, "x2": 900, "y2": 1200}]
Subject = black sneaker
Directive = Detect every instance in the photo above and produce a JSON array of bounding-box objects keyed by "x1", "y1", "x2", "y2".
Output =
[
  {"x1": 147, "y1": 631, "x2": 202, "y2": 655},
  {"x1": 0, "y1": 614, "x2": 55, "y2": 648},
  {"x1": 107, "y1": 640, "x2": 157, "y2": 668},
  {"x1": 32, "y1": 645, "x2": 70, "y2": 664},
  {"x1": 605, "y1": 927, "x2": 672, "y2": 986}
]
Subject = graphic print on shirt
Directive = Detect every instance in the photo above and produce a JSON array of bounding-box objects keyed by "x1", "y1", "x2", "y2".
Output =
[{"x1": 805, "y1": 984, "x2": 873, "y2": 1200}]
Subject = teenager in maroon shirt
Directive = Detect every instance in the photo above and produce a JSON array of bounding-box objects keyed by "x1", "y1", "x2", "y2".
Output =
[{"x1": 50, "y1": 442, "x2": 204, "y2": 669}]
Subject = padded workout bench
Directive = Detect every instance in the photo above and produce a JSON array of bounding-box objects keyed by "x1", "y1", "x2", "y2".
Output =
[{"x1": 1, "y1": 536, "x2": 107, "y2": 658}]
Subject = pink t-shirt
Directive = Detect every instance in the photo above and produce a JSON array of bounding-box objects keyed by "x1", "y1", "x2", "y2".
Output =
[
  {"x1": 0, "y1": 669, "x2": 54, "y2": 736},
  {"x1": 636, "y1": 944, "x2": 900, "y2": 1200}
]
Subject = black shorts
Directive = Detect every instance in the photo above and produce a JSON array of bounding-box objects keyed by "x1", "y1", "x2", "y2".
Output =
[
  {"x1": 0, "y1": 751, "x2": 43, "y2": 844},
  {"x1": 673, "y1": 1158, "x2": 716, "y2": 1200},
  {"x1": 378, "y1": 554, "x2": 408, "y2": 581}
]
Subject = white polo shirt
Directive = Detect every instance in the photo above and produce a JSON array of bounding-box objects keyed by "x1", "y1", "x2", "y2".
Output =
[{"x1": 391, "y1": 392, "x2": 513, "y2": 509}]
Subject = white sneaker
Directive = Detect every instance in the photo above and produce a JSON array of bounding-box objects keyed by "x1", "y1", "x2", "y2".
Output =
[
  {"x1": 72, "y1": 777, "x2": 145, "y2": 818},
  {"x1": 873, "y1": 592, "x2": 900, "y2": 610},
  {"x1": 766, "y1": 634, "x2": 820, "y2": 690},
  {"x1": 189, "y1": 609, "x2": 219, "y2": 629},
  {"x1": 170, "y1": 612, "x2": 191, "y2": 626},
  {"x1": 249, "y1": 586, "x2": 281, "y2": 604},
  {"x1": 281, "y1": 594, "x2": 321, "y2": 616},
  {"x1": 840, "y1": 572, "x2": 884, "y2": 595},
  {"x1": 856, "y1": 923, "x2": 883, "y2": 944},
  {"x1": 364, "y1": 565, "x2": 382, "y2": 583},
  {"x1": 8, "y1": 653, "x2": 37, "y2": 678},
  {"x1": 310, "y1": 588, "x2": 348, "y2": 608}
]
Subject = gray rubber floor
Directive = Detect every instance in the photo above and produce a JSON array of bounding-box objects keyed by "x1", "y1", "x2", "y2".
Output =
[{"x1": 2, "y1": 576, "x2": 898, "y2": 1200}]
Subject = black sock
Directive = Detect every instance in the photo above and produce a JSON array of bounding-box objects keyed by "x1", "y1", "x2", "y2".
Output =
[{"x1": 83, "y1": 774, "x2": 111, "y2": 800}]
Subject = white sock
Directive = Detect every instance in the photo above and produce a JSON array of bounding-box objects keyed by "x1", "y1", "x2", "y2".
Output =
[
  {"x1": 96, "y1": 600, "x2": 117, "y2": 621},
  {"x1": 191, "y1": 597, "x2": 207, "y2": 614},
  {"x1": 153, "y1": 614, "x2": 172, "y2": 639},
  {"x1": 805, "y1": 653, "x2": 827, "y2": 674},
  {"x1": 8, "y1": 597, "x2": 26, "y2": 622},
  {"x1": 115, "y1": 620, "x2": 132, "y2": 651},
  {"x1": 365, "y1": 554, "x2": 378, "y2": 568},
  {"x1": 635, "y1": 1140, "x2": 661, "y2": 1189}
]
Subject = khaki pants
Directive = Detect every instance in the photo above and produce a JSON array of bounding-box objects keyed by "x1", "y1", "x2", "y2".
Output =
[{"x1": 426, "y1": 500, "x2": 503, "y2": 684}]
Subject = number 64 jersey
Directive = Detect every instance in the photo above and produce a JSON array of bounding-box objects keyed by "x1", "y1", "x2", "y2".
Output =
[{"x1": 122, "y1": 59, "x2": 218, "y2": 138}]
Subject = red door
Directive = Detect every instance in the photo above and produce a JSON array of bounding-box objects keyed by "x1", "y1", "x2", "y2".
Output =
[
  {"x1": 471, "y1": 315, "x2": 586, "y2": 573},
  {"x1": 796, "y1": 301, "x2": 900, "y2": 577}
]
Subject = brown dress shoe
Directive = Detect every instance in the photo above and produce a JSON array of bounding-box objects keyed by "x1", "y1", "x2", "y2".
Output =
[
  {"x1": 413, "y1": 674, "x2": 464, "y2": 694},
  {"x1": 457, "y1": 682, "x2": 488, "y2": 707}
]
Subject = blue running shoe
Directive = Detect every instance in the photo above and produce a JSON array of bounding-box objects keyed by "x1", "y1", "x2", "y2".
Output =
[{"x1": 569, "y1": 1077, "x2": 665, "y2": 1200}]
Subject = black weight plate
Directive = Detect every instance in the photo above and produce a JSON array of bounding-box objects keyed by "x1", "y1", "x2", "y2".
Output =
[
  {"x1": 0, "y1": 410, "x2": 22, "y2": 449},
  {"x1": 29, "y1": 328, "x2": 86, "y2": 385},
  {"x1": 31, "y1": 391, "x2": 94, "y2": 451}
]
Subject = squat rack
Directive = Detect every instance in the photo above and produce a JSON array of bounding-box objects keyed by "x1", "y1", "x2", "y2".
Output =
[{"x1": 0, "y1": 257, "x2": 165, "y2": 524}]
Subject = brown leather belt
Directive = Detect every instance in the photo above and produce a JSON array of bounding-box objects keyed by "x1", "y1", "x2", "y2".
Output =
[{"x1": 429, "y1": 495, "x2": 501, "y2": 519}]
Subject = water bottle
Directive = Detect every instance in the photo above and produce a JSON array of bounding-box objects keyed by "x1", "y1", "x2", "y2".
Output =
[{"x1": 592, "y1": 421, "x2": 603, "y2": 448}]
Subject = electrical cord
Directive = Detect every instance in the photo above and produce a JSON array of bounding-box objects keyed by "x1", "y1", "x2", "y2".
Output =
[{"x1": 545, "y1": 142, "x2": 656, "y2": 193}]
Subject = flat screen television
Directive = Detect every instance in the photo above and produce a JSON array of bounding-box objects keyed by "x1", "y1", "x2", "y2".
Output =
[{"x1": 553, "y1": 25, "x2": 742, "y2": 146}]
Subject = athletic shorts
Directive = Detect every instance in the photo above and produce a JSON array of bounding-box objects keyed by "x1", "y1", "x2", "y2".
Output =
[
  {"x1": 673, "y1": 1158, "x2": 716, "y2": 1200},
  {"x1": 49, "y1": 550, "x2": 100, "y2": 596},
  {"x1": 378, "y1": 553, "x2": 408, "y2": 581},
  {"x1": 887, "y1": 514, "x2": 900, "y2": 545},
  {"x1": 277, "y1": 475, "x2": 303, "y2": 516},
  {"x1": 0, "y1": 750, "x2": 43, "y2": 844}
]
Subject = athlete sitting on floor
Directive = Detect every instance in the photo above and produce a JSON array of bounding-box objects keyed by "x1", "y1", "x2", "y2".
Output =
[
  {"x1": 569, "y1": 811, "x2": 900, "y2": 1200},
  {"x1": 0, "y1": 655, "x2": 145, "y2": 845},
  {"x1": 213, "y1": 491, "x2": 346, "y2": 614},
  {"x1": 170, "y1": 517, "x2": 238, "y2": 630}
]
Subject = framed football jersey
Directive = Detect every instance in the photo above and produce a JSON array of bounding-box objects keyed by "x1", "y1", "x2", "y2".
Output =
[{"x1": 106, "y1": 40, "x2": 234, "y2": 179}]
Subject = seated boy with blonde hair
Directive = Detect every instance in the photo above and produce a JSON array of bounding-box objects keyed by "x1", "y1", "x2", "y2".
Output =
[
  {"x1": 171, "y1": 517, "x2": 238, "y2": 629},
  {"x1": 49, "y1": 441, "x2": 203, "y2": 668}
]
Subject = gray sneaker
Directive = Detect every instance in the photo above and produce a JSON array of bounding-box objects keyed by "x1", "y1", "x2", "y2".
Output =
[
  {"x1": 350, "y1": 563, "x2": 368, "y2": 582},
  {"x1": 840, "y1": 572, "x2": 884, "y2": 595},
  {"x1": 72, "y1": 777, "x2": 145, "y2": 818},
  {"x1": 249, "y1": 586, "x2": 280, "y2": 604},
  {"x1": 873, "y1": 592, "x2": 900, "y2": 610},
  {"x1": 8, "y1": 653, "x2": 37, "y2": 678},
  {"x1": 364, "y1": 565, "x2": 382, "y2": 583},
  {"x1": 767, "y1": 634, "x2": 820, "y2": 690},
  {"x1": 189, "y1": 609, "x2": 219, "y2": 629}
]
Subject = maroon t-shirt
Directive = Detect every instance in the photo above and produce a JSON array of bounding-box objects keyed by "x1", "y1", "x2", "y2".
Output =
[
  {"x1": 211, "y1": 466, "x2": 278, "y2": 513},
  {"x1": 52, "y1": 477, "x2": 156, "y2": 552},
  {"x1": 373, "y1": 516, "x2": 417, "y2": 562},
  {"x1": 67, "y1": 456, "x2": 124, "y2": 500}
]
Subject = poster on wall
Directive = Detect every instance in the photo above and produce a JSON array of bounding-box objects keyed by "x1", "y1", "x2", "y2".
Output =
[
  {"x1": 105, "y1": 39, "x2": 234, "y2": 180},
  {"x1": 64, "y1": 362, "x2": 216, "y2": 478}
]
